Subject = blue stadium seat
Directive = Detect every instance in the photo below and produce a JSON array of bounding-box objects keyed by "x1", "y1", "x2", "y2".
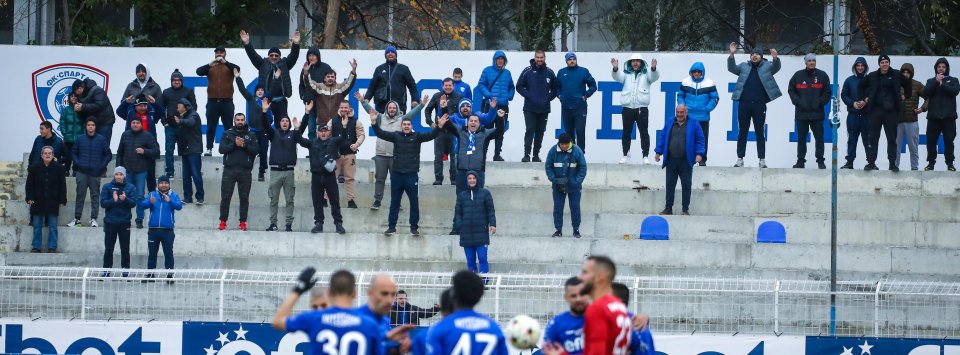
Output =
[
  {"x1": 639, "y1": 215, "x2": 669, "y2": 240},
  {"x1": 757, "y1": 220, "x2": 786, "y2": 243}
]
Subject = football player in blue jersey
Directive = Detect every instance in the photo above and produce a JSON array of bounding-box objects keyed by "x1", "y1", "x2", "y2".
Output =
[
  {"x1": 427, "y1": 271, "x2": 509, "y2": 355},
  {"x1": 611, "y1": 282, "x2": 655, "y2": 355},
  {"x1": 413, "y1": 288, "x2": 455, "y2": 355},
  {"x1": 543, "y1": 277, "x2": 588, "y2": 355},
  {"x1": 357, "y1": 273, "x2": 416, "y2": 354},
  {"x1": 272, "y1": 268, "x2": 384, "y2": 355}
]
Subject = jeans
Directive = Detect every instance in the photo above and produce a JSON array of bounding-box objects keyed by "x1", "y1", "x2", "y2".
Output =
[
  {"x1": 128, "y1": 171, "x2": 148, "y2": 222},
  {"x1": 867, "y1": 109, "x2": 899, "y2": 166},
  {"x1": 103, "y1": 223, "x2": 131, "y2": 269},
  {"x1": 181, "y1": 154, "x2": 204, "y2": 201},
  {"x1": 621, "y1": 107, "x2": 650, "y2": 157},
  {"x1": 845, "y1": 111, "x2": 870, "y2": 163},
  {"x1": 456, "y1": 169, "x2": 485, "y2": 196},
  {"x1": 205, "y1": 99, "x2": 234, "y2": 150},
  {"x1": 62, "y1": 142, "x2": 74, "y2": 174},
  {"x1": 31, "y1": 214, "x2": 58, "y2": 250},
  {"x1": 95, "y1": 124, "x2": 113, "y2": 147},
  {"x1": 373, "y1": 155, "x2": 393, "y2": 203},
  {"x1": 552, "y1": 187, "x2": 581, "y2": 232},
  {"x1": 562, "y1": 107, "x2": 588, "y2": 152},
  {"x1": 737, "y1": 100, "x2": 767, "y2": 159},
  {"x1": 895, "y1": 121, "x2": 920, "y2": 170},
  {"x1": 664, "y1": 158, "x2": 693, "y2": 212},
  {"x1": 254, "y1": 130, "x2": 269, "y2": 175},
  {"x1": 219, "y1": 167, "x2": 252, "y2": 222},
  {"x1": 433, "y1": 131, "x2": 456, "y2": 182},
  {"x1": 698, "y1": 121, "x2": 710, "y2": 163},
  {"x1": 388, "y1": 172, "x2": 420, "y2": 229},
  {"x1": 796, "y1": 119, "x2": 825, "y2": 164},
  {"x1": 311, "y1": 171, "x2": 342, "y2": 225},
  {"x1": 164, "y1": 126, "x2": 178, "y2": 176},
  {"x1": 523, "y1": 111, "x2": 549, "y2": 157},
  {"x1": 927, "y1": 119, "x2": 957, "y2": 165},
  {"x1": 268, "y1": 170, "x2": 296, "y2": 225},
  {"x1": 75, "y1": 171, "x2": 101, "y2": 220},
  {"x1": 463, "y1": 245, "x2": 489, "y2": 273},
  {"x1": 147, "y1": 229, "x2": 175, "y2": 270}
]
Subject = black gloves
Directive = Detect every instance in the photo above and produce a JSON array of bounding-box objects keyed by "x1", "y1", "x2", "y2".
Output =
[{"x1": 293, "y1": 267, "x2": 317, "y2": 295}]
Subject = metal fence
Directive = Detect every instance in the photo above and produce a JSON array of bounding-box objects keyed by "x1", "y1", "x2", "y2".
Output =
[{"x1": 1, "y1": 267, "x2": 958, "y2": 339}]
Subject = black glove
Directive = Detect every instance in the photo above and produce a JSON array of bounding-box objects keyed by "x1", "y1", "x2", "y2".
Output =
[{"x1": 293, "y1": 267, "x2": 317, "y2": 295}]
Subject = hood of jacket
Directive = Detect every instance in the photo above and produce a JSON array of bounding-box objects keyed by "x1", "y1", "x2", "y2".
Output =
[
  {"x1": 177, "y1": 97, "x2": 194, "y2": 112},
  {"x1": 935, "y1": 57, "x2": 951, "y2": 76},
  {"x1": 491, "y1": 51, "x2": 507, "y2": 70},
  {"x1": 82, "y1": 78, "x2": 99, "y2": 94},
  {"x1": 623, "y1": 58, "x2": 648, "y2": 75},
  {"x1": 528, "y1": 58, "x2": 546, "y2": 70},
  {"x1": 135, "y1": 63, "x2": 153, "y2": 88},
  {"x1": 901, "y1": 63, "x2": 915, "y2": 80},
  {"x1": 307, "y1": 47, "x2": 322, "y2": 67},
  {"x1": 689, "y1": 62, "x2": 706, "y2": 83},
  {"x1": 466, "y1": 170, "x2": 479, "y2": 191},
  {"x1": 386, "y1": 100, "x2": 402, "y2": 119},
  {"x1": 852, "y1": 57, "x2": 869, "y2": 77}
]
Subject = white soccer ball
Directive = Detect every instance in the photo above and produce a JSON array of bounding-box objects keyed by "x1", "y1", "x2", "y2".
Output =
[{"x1": 505, "y1": 314, "x2": 542, "y2": 349}]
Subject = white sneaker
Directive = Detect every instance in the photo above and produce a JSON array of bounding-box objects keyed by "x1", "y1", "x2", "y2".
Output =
[
  {"x1": 759, "y1": 159, "x2": 767, "y2": 168},
  {"x1": 734, "y1": 158, "x2": 744, "y2": 167},
  {"x1": 643, "y1": 156, "x2": 650, "y2": 165},
  {"x1": 204, "y1": 148, "x2": 212, "y2": 156},
  {"x1": 89, "y1": 219, "x2": 99, "y2": 228},
  {"x1": 619, "y1": 156, "x2": 629, "y2": 164},
  {"x1": 67, "y1": 219, "x2": 81, "y2": 227}
]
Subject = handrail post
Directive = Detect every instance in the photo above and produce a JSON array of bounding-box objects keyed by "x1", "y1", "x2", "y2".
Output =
[
  {"x1": 874, "y1": 281, "x2": 881, "y2": 336},
  {"x1": 774, "y1": 280, "x2": 781, "y2": 334},
  {"x1": 219, "y1": 270, "x2": 228, "y2": 321},
  {"x1": 81, "y1": 268, "x2": 90, "y2": 320},
  {"x1": 494, "y1": 275, "x2": 502, "y2": 323}
]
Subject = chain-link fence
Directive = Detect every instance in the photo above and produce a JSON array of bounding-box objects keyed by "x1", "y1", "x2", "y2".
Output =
[{"x1": 1, "y1": 267, "x2": 958, "y2": 338}]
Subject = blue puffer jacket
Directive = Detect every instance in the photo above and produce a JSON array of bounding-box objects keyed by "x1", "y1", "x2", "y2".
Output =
[
  {"x1": 71, "y1": 132, "x2": 112, "y2": 176},
  {"x1": 100, "y1": 179, "x2": 138, "y2": 225},
  {"x1": 841, "y1": 57, "x2": 869, "y2": 113},
  {"x1": 139, "y1": 190, "x2": 183, "y2": 229},
  {"x1": 454, "y1": 171, "x2": 496, "y2": 248},
  {"x1": 677, "y1": 62, "x2": 720, "y2": 122},
  {"x1": 655, "y1": 117, "x2": 706, "y2": 167},
  {"x1": 476, "y1": 51, "x2": 515, "y2": 105},
  {"x1": 556, "y1": 65, "x2": 597, "y2": 110},
  {"x1": 545, "y1": 144, "x2": 587, "y2": 192}
]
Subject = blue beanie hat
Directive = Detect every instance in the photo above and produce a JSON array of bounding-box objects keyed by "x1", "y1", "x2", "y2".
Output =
[
  {"x1": 385, "y1": 46, "x2": 398, "y2": 58},
  {"x1": 565, "y1": 52, "x2": 576, "y2": 61}
]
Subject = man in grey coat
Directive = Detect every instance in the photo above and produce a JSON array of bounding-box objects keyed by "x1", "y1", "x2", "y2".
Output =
[{"x1": 727, "y1": 42, "x2": 781, "y2": 168}]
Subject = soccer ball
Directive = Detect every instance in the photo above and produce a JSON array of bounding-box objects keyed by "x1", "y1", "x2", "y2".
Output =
[{"x1": 505, "y1": 314, "x2": 541, "y2": 349}]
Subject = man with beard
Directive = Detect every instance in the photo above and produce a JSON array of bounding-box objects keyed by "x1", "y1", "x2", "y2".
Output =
[
  {"x1": 727, "y1": 42, "x2": 781, "y2": 168},
  {"x1": 543, "y1": 277, "x2": 589, "y2": 355},
  {"x1": 196, "y1": 46, "x2": 242, "y2": 156},
  {"x1": 72, "y1": 78, "x2": 116, "y2": 145},
  {"x1": 121, "y1": 63, "x2": 162, "y2": 104},
  {"x1": 358, "y1": 93, "x2": 426, "y2": 210},
  {"x1": 302, "y1": 120, "x2": 347, "y2": 235},
  {"x1": 299, "y1": 46, "x2": 333, "y2": 127},
  {"x1": 517, "y1": 50, "x2": 559, "y2": 163},
  {"x1": 923, "y1": 57, "x2": 959, "y2": 171},
  {"x1": 115, "y1": 113, "x2": 160, "y2": 229},
  {"x1": 840, "y1": 57, "x2": 870, "y2": 169},
  {"x1": 236, "y1": 68, "x2": 274, "y2": 181},
  {"x1": 365, "y1": 46, "x2": 419, "y2": 112},
  {"x1": 305, "y1": 59, "x2": 357, "y2": 141},
  {"x1": 787, "y1": 53, "x2": 831, "y2": 169},
  {"x1": 172, "y1": 99, "x2": 205, "y2": 204},
  {"x1": 859, "y1": 54, "x2": 913, "y2": 171},
  {"x1": 359, "y1": 273, "x2": 416, "y2": 355},
  {"x1": 159, "y1": 69, "x2": 197, "y2": 178},
  {"x1": 139, "y1": 175, "x2": 183, "y2": 283},
  {"x1": 424, "y1": 78, "x2": 463, "y2": 185},
  {"x1": 240, "y1": 29, "x2": 301, "y2": 119},
  {"x1": 264, "y1": 113, "x2": 311, "y2": 232},
  {"x1": 217, "y1": 113, "x2": 260, "y2": 231}
]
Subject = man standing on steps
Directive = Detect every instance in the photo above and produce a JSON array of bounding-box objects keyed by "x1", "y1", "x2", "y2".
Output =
[
  {"x1": 265, "y1": 111, "x2": 311, "y2": 232},
  {"x1": 115, "y1": 104, "x2": 161, "y2": 229},
  {"x1": 69, "y1": 120, "x2": 112, "y2": 228},
  {"x1": 840, "y1": 57, "x2": 870, "y2": 169},
  {"x1": 896, "y1": 63, "x2": 926, "y2": 171},
  {"x1": 678, "y1": 62, "x2": 720, "y2": 166},
  {"x1": 365, "y1": 46, "x2": 419, "y2": 113},
  {"x1": 196, "y1": 46, "x2": 241, "y2": 156},
  {"x1": 453, "y1": 170, "x2": 496, "y2": 274},
  {"x1": 235, "y1": 68, "x2": 274, "y2": 182},
  {"x1": 305, "y1": 59, "x2": 357, "y2": 141},
  {"x1": 302, "y1": 119, "x2": 347, "y2": 235},
  {"x1": 923, "y1": 57, "x2": 959, "y2": 171},
  {"x1": 218, "y1": 113, "x2": 259, "y2": 231},
  {"x1": 121, "y1": 63, "x2": 162, "y2": 102},
  {"x1": 116, "y1": 94, "x2": 163, "y2": 193},
  {"x1": 788, "y1": 53, "x2": 831, "y2": 169},
  {"x1": 477, "y1": 50, "x2": 515, "y2": 161},
  {"x1": 612, "y1": 53, "x2": 659, "y2": 165},
  {"x1": 516, "y1": 50, "x2": 558, "y2": 163},
  {"x1": 327, "y1": 100, "x2": 365, "y2": 209},
  {"x1": 159, "y1": 69, "x2": 197, "y2": 178},
  {"x1": 370, "y1": 98, "x2": 445, "y2": 237},
  {"x1": 860, "y1": 54, "x2": 912, "y2": 171},
  {"x1": 139, "y1": 175, "x2": 182, "y2": 283},
  {"x1": 73, "y1": 78, "x2": 116, "y2": 146},
  {"x1": 26, "y1": 146, "x2": 67, "y2": 253},
  {"x1": 545, "y1": 133, "x2": 587, "y2": 238},
  {"x1": 447, "y1": 101, "x2": 501, "y2": 196},
  {"x1": 359, "y1": 93, "x2": 426, "y2": 210},
  {"x1": 655, "y1": 105, "x2": 705, "y2": 216},
  {"x1": 557, "y1": 53, "x2": 597, "y2": 152},
  {"x1": 424, "y1": 78, "x2": 463, "y2": 185},
  {"x1": 173, "y1": 99, "x2": 205, "y2": 205},
  {"x1": 727, "y1": 42, "x2": 781, "y2": 168},
  {"x1": 240, "y1": 30, "x2": 300, "y2": 119},
  {"x1": 29, "y1": 121, "x2": 63, "y2": 165},
  {"x1": 100, "y1": 167, "x2": 137, "y2": 277}
]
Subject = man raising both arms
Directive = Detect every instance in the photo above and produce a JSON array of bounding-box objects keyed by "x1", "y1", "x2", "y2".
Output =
[{"x1": 546, "y1": 256, "x2": 631, "y2": 355}]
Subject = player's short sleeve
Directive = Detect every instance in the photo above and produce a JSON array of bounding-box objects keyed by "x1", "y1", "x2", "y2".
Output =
[
  {"x1": 543, "y1": 317, "x2": 558, "y2": 344},
  {"x1": 285, "y1": 313, "x2": 311, "y2": 333}
]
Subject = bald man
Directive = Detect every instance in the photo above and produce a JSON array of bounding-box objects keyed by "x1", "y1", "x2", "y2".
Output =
[
  {"x1": 654, "y1": 104, "x2": 705, "y2": 215},
  {"x1": 357, "y1": 273, "x2": 415, "y2": 354}
]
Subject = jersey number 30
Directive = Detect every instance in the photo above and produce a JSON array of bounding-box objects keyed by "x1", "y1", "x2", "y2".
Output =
[
  {"x1": 452, "y1": 333, "x2": 498, "y2": 355},
  {"x1": 316, "y1": 330, "x2": 368, "y2": 355}
]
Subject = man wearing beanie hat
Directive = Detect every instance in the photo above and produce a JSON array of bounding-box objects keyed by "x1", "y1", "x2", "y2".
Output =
[
  {"x1": 727, "y1": 41, "x2": 781, "y2": 168},
  {"x1": 364, "y1": 45, "x2": 419, "y2": 112},
  {"x1": 787, "y1": 53, "x2": 831, "y2": 169},
  {"x1": 197, "y1": 45, "x2": 242, "y2": 156},
  {"x1": 99, "y1": 166, "x2": 138, "y2": 277},
  {"x1": 545, "y1": 133, "x2": 587, "y2": 238},
  {"x1": 121, "y1": 63, "x2": 162, "y2": 102},
  {"x1": 556, "y1": 52, "x2": 598, "y2": 152},
  {"x1": 173, "y1": 98, "x2": 205, "y2": 204},
  {"x1": 115, "y1": 90, "x2": 163, "y2": 196},
  {"x1": 115, "y1": 106, "x2": 160, "y2": 229},
  {"x1": 240, "y1": 29, "x2": 300, "y2": 119},
  {"x1": 859, "y1": 54, "x2": 912, "y2": 171},
  {"x1": 139, "y1": 174, "x2": 182, "y2": 283},
  {"x1": 160, "y1": 69, "x2": 197, "y2": 177},
  {"x1": 840, "y1": 57, "x2": 870, "y2": 169},
  {"x1": 923, "y1": 57, "x2": 959, "y2": 171}
]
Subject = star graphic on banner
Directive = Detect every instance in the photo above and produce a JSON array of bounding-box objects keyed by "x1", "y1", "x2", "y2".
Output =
[
  {"x1": 859, "y1": 340, "x2": 873, "y2": 355},
  {"x1": 840, "y1": 346, "x2": 853, "y2": 355},
  {"x1": 204, "y1": 345, "x2": 218, "y2": 355},
  {"x1": 234, "y1": 324, "x2": 248, "y2": 340},
  {"x1": 216, "y1": 332, "x2": 230, "y2": 346}
]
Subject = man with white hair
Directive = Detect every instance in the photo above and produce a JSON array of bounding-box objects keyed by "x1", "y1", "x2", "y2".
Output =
[{"x1": 655, "y1": 105, "x2": 705, "y2": 215}]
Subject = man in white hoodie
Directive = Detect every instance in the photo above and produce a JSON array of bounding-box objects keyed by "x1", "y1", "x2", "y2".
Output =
[{"x1": 612, "y1": 54, "x2": 659, "y2": 164}]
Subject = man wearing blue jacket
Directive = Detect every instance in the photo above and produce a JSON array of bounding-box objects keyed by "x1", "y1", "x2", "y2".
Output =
[
  {"x1": 655, "y1": 105, "x2": 705, "y2": 215},
  {"x1": 517, "y1": 50, "x2": 558, "y2": 163},
  {"x1": 477, "y1": 51, "x2": 515, "y2": 161},
  {"x1": 69, "y1": 120, "x2": 112, "y2": 228},
  {"x1": 100, "y1": 167, "x2": 138, "y2": 277},
  {"x1": 545, "y1": 133, "x2": 587, "y2": 238},
  {"x1": 840, "y1": 57, "x2": 870, "y2": 169},
  {"x1": 677, "y1": 62, "x2": 719, "y2": 166},
  {"x1": 139, "y1": 175, "x2": 183, "y2": 283},
  {"x1": 727, "y1": 42, "x2": 781, "y2": 168},
  {"x1": 556, "y1": 52, "x2": 597, "y2": 152}
]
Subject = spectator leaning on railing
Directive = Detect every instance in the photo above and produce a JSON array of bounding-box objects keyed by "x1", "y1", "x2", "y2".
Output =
[{"x1": 390, "y1": 290, "x2": 441, "y2": 327}]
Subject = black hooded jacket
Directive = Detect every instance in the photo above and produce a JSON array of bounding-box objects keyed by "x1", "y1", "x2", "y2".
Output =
[
  {"x1": 77, "y1": 78, "x2": 116, "y2": 126},
  {"x1": 299, "y1": 47, "x2": 333, "y2": 102},
  {"x1": 174, "y1": 98, "x2": 204, "y2": 156},
  {"x1": 860, "y1": 65, "x2": 912, "y2": 113},
  {"x1": 923, "y1": 58, "x2": 960, "y2": 120}
]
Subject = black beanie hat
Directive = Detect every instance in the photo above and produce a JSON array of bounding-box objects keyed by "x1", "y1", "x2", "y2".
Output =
[
  {"x1": 268, "y1": 47, "x2": 281, "y2": 56},
  {"x1": 170, "y1": 69, "x2": 183, "y2": 81},
  {"x1": 878, "y1": 54, "x2": 891, "y2": 64}
]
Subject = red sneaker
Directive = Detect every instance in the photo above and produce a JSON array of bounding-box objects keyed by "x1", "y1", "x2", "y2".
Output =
[
  {"x1": 218, "y1": 220, "x2": 227, "y2": 230},
  {"x1": 239, "y1": 221, "x2": 248, "y2": 231}
]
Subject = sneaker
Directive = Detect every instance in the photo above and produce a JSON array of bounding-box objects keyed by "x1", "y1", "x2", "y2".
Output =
[
  {"x1": 450, "y1": 178, "x2": 456, "y2": 185},
  {"x1": 285, "y1": 224, "x2": 293, "y2": 232},
  {"x1": 196, "y1": 199, "x2": 204, "y2": 205},
  {"x1": 659, "y1": 209, "x2": 673, "y2": 215},
  {"x1": 258, "y1": 172, "x2": 265, "y2": 182},
  {"x1": 890, "y1": 165, "x2": 900, "y2": 172},
  {"x1": 347, "y1": 200, "x2": 358, "y2": 209},
  {"x1": 239, "y1": 221, "x2": 248, "y2": 231},
  {"x1": 532, "y1": 155, "x2": 542, "y2": 162},
  {"x1": 818, "y1": 161, "x2": 827, "y2": 169},
  {"x1": 384, "y1": 227, "x2": 396, "y2": 236},
  {"x1": 338, "y1": 175, "x2": 345, "y2": 184},
  {"x1": 573, "y1": 230, "x2": 582, "y2": 238},
  {"x1": 551, "y1": 230, "x2": 562, "y2": 238},
  {"x1": 183, "y1": 198, "x2": 194, "y2": 204},
  {"x1": 948, "y1": 164, "x2": 957, "y2": 172},
  {"x1": 142, "y1": 274, "x2": 156, "y2": 283},
  {"x1": 311, "y1": 223, "x2": 323, "y2": 233},
  {"x1": 371, "y1": 200, "x2": 381, "y2": 210},
  {"x1": 643, "y1": 156, "x2": 650, "y2": 165},
  {"x1": 619, "y1": 156, "x2": 629, "y2": 164},
  {"x1": 46, "y1": 248, "x2": 57, "y2": 253},
  {"x1": 924, "y1": 164, "x2": 935, "y2": 171},
  {"x1": 864, "y1": 164, "x2": 879, "y2": 171},
  {"x1": 30, "y1": 248, "x2": 41, "y2": 253},
  {"x1": 89, "y1": 219, "x2": 99, "y2": 228},
  {"x1": 67, "y1": 219, "x2": 81, "y2": 227},
  {"x1": 493, "y1": 155, "x2": 504, "y2": 161},
  {"x1": 335, "y1": 224, "x2": 346, "y2": 234},
  {"x1": 432, "y1": 180, "x2": 443, "y2": 186},
  {"x1": 734, "y1": 158, "x2": 744, "y2": 167},
  {"x1": 681, "y1": 210, "x2": 690, "y2": 216},
  {"x1": 759, "y1": 159, "x2": 767, "y2": 168},
  {"x1": 792, "y1": 161, "x2": 805, "y2": 169},
  {"x1": 841, "y1": 161, "x2": 854, "y2": 169},
  {"x1": 136, "y1": 219, "x2": 144, "y2": 229},
  {"x1": 266, "y1": 223, "x2": 279, "y2": 231},
  {"x1": 411, "y1": 226, "x2": 421, "y2": 236},
  {"x1": 204, "y1": 148, "x2": 212, "y2": 156},
  {"x1": 698, "y1": 161, "x2": 706, "y2": 167},
  {"x1": 218, "y1": 220, "x2": 227, "y2": 230},
  {"x1": 521, "y1": 155, "x2": 530, "y2": 163},
  {"x1": 166, "y1": 273, "x2": 175, "y2": 285}
]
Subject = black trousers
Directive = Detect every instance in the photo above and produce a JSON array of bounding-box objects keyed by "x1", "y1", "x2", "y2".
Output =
[
  {"x1": 103, "y1": 223, "x2": 131, "y2": 268},
  {"x1": 664, "y1": 158, "x2": 693, "y2": 212},
  {"x1": 62, "y1": 142, "x2": 74, "y2": 173},
  {"x1": 205, "y1": 99, "x2": 234, "y2": 150},
  {"x1": 737, "y1": 100, "x2": 767, "y2": 159},
  {"x1": 698, "y1": 121, "x2": 710, "y2": 163},
  {"x1": 269, "y1": 98, "x2": 289, "y2": 121},
  {"x1": 433, "y1": 131, "x2": 456, "y2": 181},
  {"x1": 621, "y1": 107, "x2": 650, "y2": 156},
  {"x1": 482, "y1": 103, "x2": 508, "y2": 157},
  {"x1": 219, "y1": 167, "x2": 252, "y2": 222},
  {"x1": 523, "y1": 111, "x2": 549, "y2": 157},
  {"x1": 796, "y1": 119, "x2": 825, "y2": 163},
  {"x1": 311, "y1": 171, "x2": 342, "y2": 225},
  {"x1": 927, "y1": 119, "x2": 957, "y2": 164},
  {"x1": 867, "y1": 109, "x2": 899, "y2": 165}
]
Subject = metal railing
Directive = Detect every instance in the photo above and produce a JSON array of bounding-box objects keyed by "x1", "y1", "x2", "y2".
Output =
[{"x1": 1, "y1": 266, "x2": 958, "y2": 339}]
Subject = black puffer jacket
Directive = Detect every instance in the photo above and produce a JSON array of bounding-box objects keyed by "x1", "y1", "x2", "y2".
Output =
[
  {"x1": 25, "y1": 160, "x2": 67, "y2": 215},
  {"x1": 924, "y1": 58, "x2": 960, "y2": 120},
  {"x1": 219, "y1": 126, "x2": 260, "y2": 170},
  {"x1": 302, "y1": 121, "x2": 345, "y2": 173},
  {"x1": 116, "y1": 129, "x2": 160, "y2": 173},
  {"x1": 267, "y1": 123, "x2": 311, "y2": 169},
  {"x1": 860, "y1": 68, "x2": 912, "y2": 112},
  {"x1": 77, "y1": 78, "x2": 116, "y2": 126},
  {"x1": 371, "y1": 122, "x2": 441, "y2": 174},
  {"x1": 175, "y1": 99, "x2": 203, "y2": 156},
  {"x1": 454, "y1": 172, "x2": 496, "y2": 247},
  {"x1": 245, "y1": 43, "x2": 299, "y2": 99}
]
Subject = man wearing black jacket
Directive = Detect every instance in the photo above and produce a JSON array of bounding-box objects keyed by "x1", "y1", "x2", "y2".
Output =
[
  {"x1": 424, "y1": 78, "x2": 463, "y2": 185},
  {"x1": 115, "y1": 117, "x2": 160, "y2": 229},
  {"x1": 923, "y1": 58, "x2": 959, "y2": 171},
  {"x1": 859, "y1": 54, "x2": 912, "y2": 171},
  {"x1": 301, "y1": 119, "x2": 346, "y2": 234},
  {"x1": 72, "y1": 79, "x2": 116, "y2": 145},
  {"x1": 371, "y1": 113, "x2": 447, "y2": 237},
  {"x1": 240, "y1": 30, "x2": 300, "y2": 119},
  {"x1": 235, "y1": 68, "x2": 273, "y2": 181},
  {"x1": 788, "y1": 54, "x2": 832, "y2": 169},
  {"x1": 265, "y1": 112, "x2": 311, "y2": 232},
  {"x1": 516, "y1": 50, "x2": 559, "y2": 163},
  {"x1": 218, "y1": 113, "x2": 260, "y2": 231},
  {"x1": 173, "y1": 99, "x2": 205, "y2": 204},
  {"x1": 389, "y1": 290, "x2": 440, "y2": 326},
  {"x1": 364, "y1": 46, "x2": 419, "y2": 112},
  {"x1": 159, "y1": 69, "x2": 197, "y2": 178}
]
